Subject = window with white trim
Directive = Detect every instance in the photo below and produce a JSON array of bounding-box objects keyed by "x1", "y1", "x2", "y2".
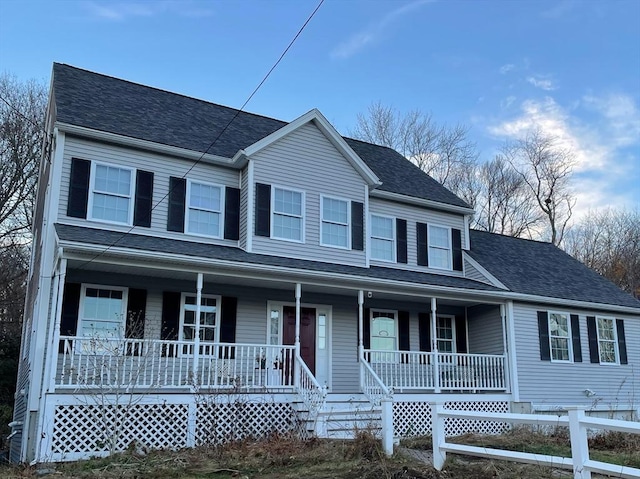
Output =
[
  {"x1": 370, "y1": 310, "x2": 397, "y2": 362},
  {"x1": 321, "y1": 196, "x2": 349, "y2": 248},
  {"x1": 78, "y1": 285, "x2": 128, "y2": 340},
  {"x1": 89, "y1": 163, "x2": 134, "y2": 224},
  {"x1": 436, "y1": 316, "x2": 455, "y2": 353},
  {"x1": 549, "y1": 312, "x2": 571, "y2": 361},
  {"x1": 370, "y1": 214, "x2": 395, "y2": 261},
  {"x1": 428, "y1": 224, "x2": 451, "y2": 269},
  {"x1": 596, "y1": 317, "x2": 618, "y2": 364},
  {"x1": 272, "y1": 187, "x2": 304, "y2": 241},
  {"x1": 186, "y1": 180, "x2": 222, "y2": 237},
  {"x1": 179, "y1": 294, "x2": 220, "y2": 347}
]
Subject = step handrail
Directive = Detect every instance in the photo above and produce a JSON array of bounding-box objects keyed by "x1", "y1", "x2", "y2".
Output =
[
  {"x1": 360, "y1": 358, "x2": 392, "y2": 406},
  {"x1": 295, "y1": 352, "x2": 326, "y2": 413}
]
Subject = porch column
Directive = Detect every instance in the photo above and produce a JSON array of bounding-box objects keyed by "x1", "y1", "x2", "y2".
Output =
[
  {"x1": 431, "y1": 297, "x2": 440, "y2": 393},
  {"x1": 505, "y1": 300, "x2": 520, "y2": 401},
  {"x1": 358, "y1": 290, "x2": 364, "y2": 360},
  {"x1": 192, "y1": 273, "x2": 203, "y2": 379},
  {"x1": 294, "y1": 283, "x2": 301, "y2": 387},
  {"x1": 46, "y1": 257, "x2": 67, "y2": 393},
  {"x1": 500, "y1": 304, "x2": 511, "y2": 393}
]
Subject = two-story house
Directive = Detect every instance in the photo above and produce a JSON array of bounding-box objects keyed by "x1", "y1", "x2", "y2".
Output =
[{"x1": 10, "y1": 63, "x2": 640, "y2": 463}]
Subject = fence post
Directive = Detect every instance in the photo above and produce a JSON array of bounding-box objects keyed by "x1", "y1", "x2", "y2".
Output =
[
  {"x1": 567, "y1": 406, "x2": 591, "y2": 479},
  {"x1": 431, "y1": 401, "x2": 446, "y2": 470},
  {"x1": 381, "y1": 396, "x2": 394, "y2": 456}
]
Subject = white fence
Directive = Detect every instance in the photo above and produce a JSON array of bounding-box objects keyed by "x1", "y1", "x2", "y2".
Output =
[{"x1": 431, "y1": 403, "x2": 640, "y2": 479}]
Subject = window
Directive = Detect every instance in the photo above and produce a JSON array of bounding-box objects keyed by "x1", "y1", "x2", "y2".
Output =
[
  {"x1": 272, "y1": 187, "x2": 304, "y2": 241},
  {"x1": 371, "y1": 215, "x2": 395, "y2": 261},
  {"x1": 436, "y1": 316, "x2": 455, "y2": 353},
  {"x1": 321, "y1": 196, "x2": 349, "y2": 248},
  {"x1": 180, "y1": 294, "x2": 220, "y2": 348},
  {"x1": 549, "y1": 312, "x2": 571, "y2": 361},
  {"x1": 78, "y1": 285, "x2": 127, "y2": 340},
  {"x1": 370, "y1": 310, "x2": 397, "y2": 361},
  {"x1": 596, "y1": 317, "x2": 618, "y2": 364},
  {"x1": 186, "y1": 180, "x2": 222, "y2": 237},
  {"x1": 428, "y1": 225, "x2": 451, "y2": 269},
  {"x1": 268, "y1": 307, "x2": 281, "y2": 346},
  {"x1": 89, "y1": 163, "x2": 134, "y2": 224}
]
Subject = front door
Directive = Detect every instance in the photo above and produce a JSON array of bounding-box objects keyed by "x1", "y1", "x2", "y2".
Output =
[{"x1": 283, "y1": 306, "x2": 316, "y2": 374}]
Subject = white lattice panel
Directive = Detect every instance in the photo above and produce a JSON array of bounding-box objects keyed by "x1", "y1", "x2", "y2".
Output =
[
  {"x1": 52, "y1": 403, "x2": 189, "y2": 454},
  {"x1": 196, "y1": 401, "x2": 298, "y2": 445},
  {"x1": 393, "y1": 400, "x2": 510, "y2": 438}
]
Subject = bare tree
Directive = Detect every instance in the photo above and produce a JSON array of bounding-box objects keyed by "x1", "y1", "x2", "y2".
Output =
[
  {"x1": 503, "y1": 129, "x2": 576, "y2": 245},
  {"x1": 352, "y1": 102, "x2": 479, "y2": 206},
  {"x1": 474, "y1": 155, "x2": 543, "y2": 237},
  {"x1": 564, "y1": 209, "x2": 640, "y2": 296}
]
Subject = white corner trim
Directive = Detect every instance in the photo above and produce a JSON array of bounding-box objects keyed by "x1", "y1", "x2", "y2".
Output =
[
  {"x1": 239, "y1": 109, "x2": 381, "y2": 186},
  {"x1": 370, "y1": 190, "x2": 475, "y2": 215},
  {"x1": 463, "y1": 252, "x2": 509, "y2": 290}
]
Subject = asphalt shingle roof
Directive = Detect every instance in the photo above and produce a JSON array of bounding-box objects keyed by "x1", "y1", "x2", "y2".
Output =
[
  {"x1": 52, "y1": 63, "x2": 469, "y2": 208},
  {"x1": 55, "y1": 224, "x2": 499, "y2": 293},
  {"x1": 468, "y1": 229, "x2": 640, "y2": 309}
]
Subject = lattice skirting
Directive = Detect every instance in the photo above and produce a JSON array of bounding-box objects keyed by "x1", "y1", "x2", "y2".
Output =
[{"x1": 393, "y1": 400, "x2": 510, "y2": 438}]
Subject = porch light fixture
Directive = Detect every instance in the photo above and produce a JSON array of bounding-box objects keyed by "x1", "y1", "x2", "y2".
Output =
[{"x1": 367, "y1": 291, "x2": 373, "y2": 298}]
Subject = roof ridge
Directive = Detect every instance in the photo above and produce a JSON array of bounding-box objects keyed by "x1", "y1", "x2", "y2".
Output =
[{"x1": 470, "y1": 228, "x2": 553, "y2": 245}]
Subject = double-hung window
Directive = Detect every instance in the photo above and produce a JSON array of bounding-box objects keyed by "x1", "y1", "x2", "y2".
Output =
[
  {"x1": 436, "y1": 316, "x2": 455, "y2": 353},
  {"x1": 187, "y1": 180, "x2": 223, "y2": 237},
  {"x1": 370, "y1": 215, "x2": 395, "y2": 261},
  {"x1": 272, "y1": 187, "x2": 304, "y2": 242},
  {"x1": 180, "y1": 294, "x2": 220, "y2": 354},
  {"x1": 596, "y1": 317, "x2": 618, "y2": 364},
  {"x1": 549, "y1": 312, "x2": 571, "y2": 361},
  {"x1": 78, "y1": 285, "x2": 128, "y2": 348},
  {"x1": 370, "y1": 310, "x2": 397, "y2": 362},
  {"x1": 321, "y1": 196, "x2": 349, "y2": 248},
  {"x1": 428, "y1": 225, "x2": 452, "y2": 269},
  {"x1": 89, "y1": 163, "x2": 134, "y2": 224}
]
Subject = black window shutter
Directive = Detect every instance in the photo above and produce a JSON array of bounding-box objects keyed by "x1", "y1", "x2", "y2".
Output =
[
  {"x1": 351, "y1": 201, "x2": 364, "y2": 251},
  {"x1": 455, "y1": 316, "x2": 468, "y2": 353},
  {"x1": 133, "y1": 170, "x2": 154, "y2": 227},
  {"x1": 417, "y1": 222, "x2": 428, "y2": 266},
  {"x1": 161, "y1": 291, "x2": 181, "y2": 341},
  {"x1": 452, "y1": 228, "x2": 463, "y2": 271},
  {"x1": 418, "y1": 313, "x2": 431, "y2": 352},
  {"x1": 59, "y1": 283, "x2": 81, "y2": 353},
  {"x1": 224, "y1": 187, "x2": 240, "y2": 240},
  {"x1": 363, "y1": 308, "x2": 370, "y2": 350},
  {"x1": 255, "y1": 183, "x2": 271, "y2": 237},
  {"x1": 570, "y1": 314, "x2": 582, "y2": 362},
  {"x1": 167, "y1": 177, "x2": 186, "y2": 232},
  {"x1": 537, "y1": 311, "x2": 551, "y2": 361},
  {"x1": 617, "y1": 319, "x2": 628, "y2": 365},
  {"x1": 220, "y1": 296, "x2": 237, "y2": 359},
  {"x1": 67, "y1": 158, "x2": 90, "y2": 218},
  {"x1": 396, "y1": 219, "x2": 407, "y2": 263},
  {"x1": 126, "y1": 289, "x2": 147, "y2": 339},
  {"x1": 398, "y1": 311, "x2": 410, "y2": 350},
  {"x1": 586, "y1": 316, "x2": 599, "y2": 363}
]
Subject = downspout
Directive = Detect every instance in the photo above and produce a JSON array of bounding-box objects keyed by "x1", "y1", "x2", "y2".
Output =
[
  {"x1": 294, "y1": 283, "x2": 301, "y2": 387},
  {"x1": 192, "y1": 273, "x2": 203, "y2": 384},
  {"x1": 431, "y1": 297, "x2": 440, "y2": 393},
  {"x1": 500, "y1": 303, "x2": 511, "y2": 394},
  {"x1": 505, "y1": 301, "x2": 520, "y2": 402}
]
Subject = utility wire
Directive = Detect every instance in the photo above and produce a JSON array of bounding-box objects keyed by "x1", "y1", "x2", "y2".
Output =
[
  {"x1": 74, "y1": 0, "x2": 325, "y2": 271},
  {"x1": 0, "y1": 93, "x2": 44, "y2": 131}
]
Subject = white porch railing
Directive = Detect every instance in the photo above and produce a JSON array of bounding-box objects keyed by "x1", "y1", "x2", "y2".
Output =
[
  {"x1": 360, "y1": 359, "x2": 392, "y2": 406},
  {"x1": 295, "y1": 353, "x2": 326, "y2": 413},
  {"x1": 56, "y1": 336, "x2": 295, "y2": 390},
  {"x1": 364, "y1": 350, "x2": 507, "y2": 392}
]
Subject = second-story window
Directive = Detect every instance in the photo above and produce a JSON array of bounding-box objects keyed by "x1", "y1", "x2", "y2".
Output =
[
  {"x1": 321, "y1": 196, "x2": 349, "y2": 248},
  {"x1": 272, "y1": 187, "x2": 304, "y2": 242},
  {"x1": 371, "y1": 214, "x2": 395, "y2": 261},
  {"x1": 186, "y1": 180, "x2": 222, "y2": 237},
  {"x1": 428, "y1": 225, "x2": 452, "y2": 269},
  {"x1": 90, "y1": 163, "x2": 134, "y2": 224}
]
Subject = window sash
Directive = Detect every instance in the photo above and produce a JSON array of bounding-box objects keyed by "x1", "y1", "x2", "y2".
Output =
[
  {"x1": 180, "y1": 294, "x2": 220, "y2": 346},
  {"x1": 370, "y1": 310, "x2": 397, "y2": 362},
  {"x1": 549, "y1": 312, "x2": 571, "y2": 361},
  {"x1": 272, "y1": 187, "x2": 304, "y2": 241},
  {"x1": 428, "y1": 225, "x2": 451, "y2": 269},
  {"x1": 77, "y1": 285, "x2": 128, "y2": 353},
  {"x1": 370, "y1": 215, "x2": 395, "y2": 261},
  {"x1": 90, "y1": 164, "x2": 133, "y2": 224},
  {"x1": 321, "y1": 196, "x2": 349, "y2": 248},
  {"x1": 187, "y1": 181, "x2": 222, "y2": 237},
  {"x1": 596, "y1": 317, "x2": 618, "y2": 363},
  {"x1": 436, "y1": 316, "x2": 455, "y2": 353}
]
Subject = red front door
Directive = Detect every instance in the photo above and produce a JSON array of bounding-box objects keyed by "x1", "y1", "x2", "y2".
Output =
[{"x1": 283, "y1": 306, "x2": 316, "y2": 375}]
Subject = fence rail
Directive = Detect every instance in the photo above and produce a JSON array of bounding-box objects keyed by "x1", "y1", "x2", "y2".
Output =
[{"x1": 431, "y1": 403, "x2": 640, "y2": 479}]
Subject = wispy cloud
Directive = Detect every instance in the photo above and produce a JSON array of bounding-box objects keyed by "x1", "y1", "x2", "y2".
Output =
[
  {"x1": 499, "y1": 63, "x2": 515, "y2": 74},
  {"x1": 541, "y1": 0, "x2": 579, "y2": 19},
  {"x1": 83, "y1": 1, "x2": 214, "y2": 21},
  {"x1": 331, "y1": 0, "x2": 432, "y2": 59},
  {"x1": 526, "y1": 75, "x2": 556, "y2": 91}
]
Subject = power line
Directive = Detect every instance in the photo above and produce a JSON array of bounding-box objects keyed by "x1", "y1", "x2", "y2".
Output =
[
  {"x1": 0, "y1": 93, "x2": 44, "y2": 131},
  {"x1": 74, "y1": 0, "x2": 324, "y2": 271}
]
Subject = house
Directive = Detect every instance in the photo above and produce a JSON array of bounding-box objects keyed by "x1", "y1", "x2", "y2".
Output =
[{"x1": 10, "y1": 63, "x2": 640, "y2": 463}]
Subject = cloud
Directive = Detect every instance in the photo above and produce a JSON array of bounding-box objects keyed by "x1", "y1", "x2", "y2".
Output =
[
  {"x1": 499, "y1": 64, "x2": 515, "y2": 74},
  {"x1": 526, "y1": 75, "x2": 556, "y2": 91},
  {"x1": 541, "y1": 0, "x2": 578, "y2": 19},
  {"x1": 331, "y1": 0, "x2": 432, "y2": 59},
  {"x1": 83, "y1": 1, "x2": 214, "y2": 21}
]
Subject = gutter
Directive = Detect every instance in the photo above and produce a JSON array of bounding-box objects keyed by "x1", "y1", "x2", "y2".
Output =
[{"x1": 370, "y1": 190, "x2": 475, "y2": 215}]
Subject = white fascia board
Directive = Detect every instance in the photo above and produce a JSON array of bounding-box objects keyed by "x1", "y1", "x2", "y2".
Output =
[
  {"x1": 370, "y1": 189, "x2": 476, "y2": 215},
  {"x1": 238, "y1": 109, "x2": 381, "y2": 187},
  {"x1": 55, "y1": 122, "x2": 234, "y2": 167},
  {"x1": 463, "y1": 252, "x2": 508, "y2": 290}
]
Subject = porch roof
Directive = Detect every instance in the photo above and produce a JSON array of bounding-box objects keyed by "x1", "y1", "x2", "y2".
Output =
[{"x1": 55, "y1": 224, "x2": 499, "y2": 293}]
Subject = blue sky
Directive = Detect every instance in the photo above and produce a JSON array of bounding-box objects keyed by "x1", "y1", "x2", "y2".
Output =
[{"x1": 1, "y1": 0, "x2": 638, "y2": 218}]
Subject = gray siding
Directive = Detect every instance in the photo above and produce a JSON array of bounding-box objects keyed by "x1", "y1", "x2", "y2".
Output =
[
  {"x1": 468, "y1": 305, "x2": 504, "y2": 355},
  {"x1": 513, "y1": 303, "x2": 639, "y2": 410},
  {"x1": 58, "y1": 136, "x2": 240, "y2": 246},
  {"x1": 368, "y1": 197, "x2": 466, "y2": 276},
  {"x1": 250, "y1": 122, "x2": 367, "y2": 266},
  {"x1": 464, "y1": 257, "x2": 492, "y2": 284}
]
